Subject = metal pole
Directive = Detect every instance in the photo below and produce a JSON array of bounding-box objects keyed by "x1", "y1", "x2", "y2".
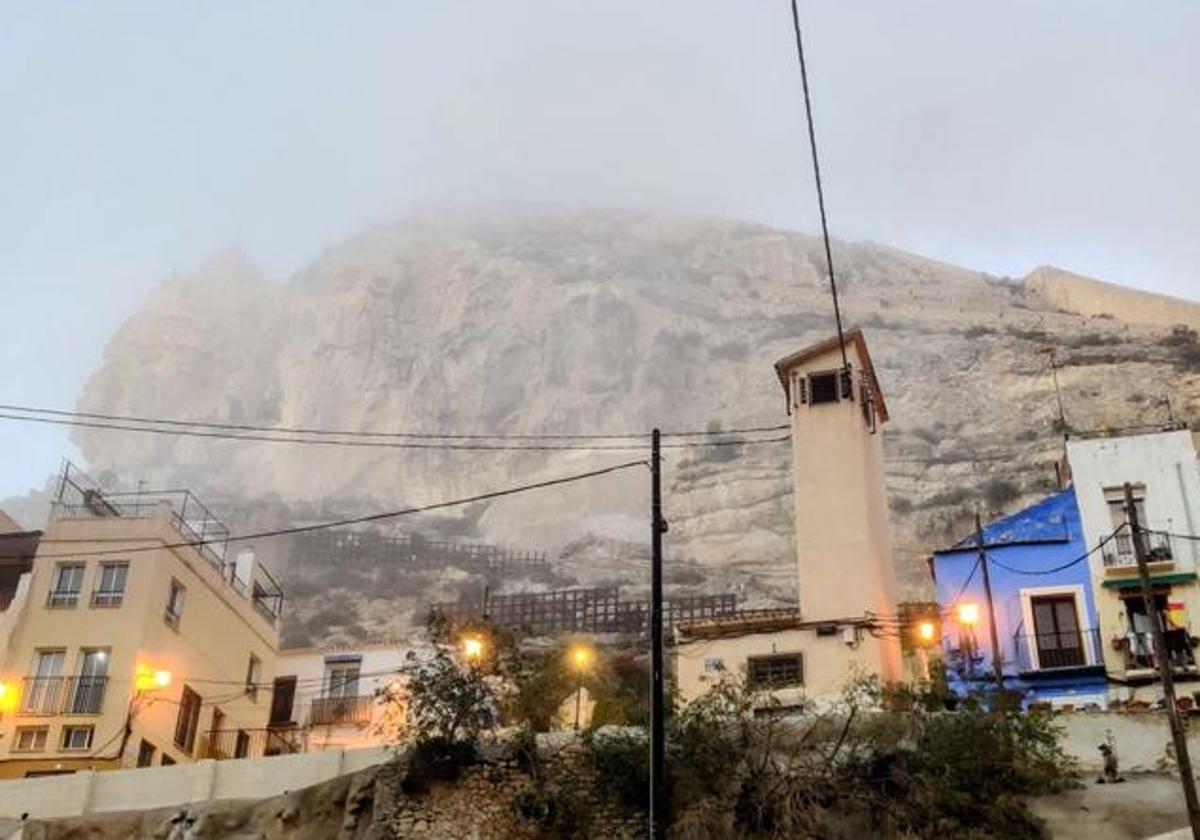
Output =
[
  {"x1": 1126, "y1": 482, "x2": 1200, "y2": 839},
  {"x1": 575, "y1": 682, "x2": 582, "y2": 732},
  {"x1": 976, "y1": 512, "x2": 1004, "y2": 688},
  {"x1": 650, "y1": 428, "x2": 666, "y2": 839}
]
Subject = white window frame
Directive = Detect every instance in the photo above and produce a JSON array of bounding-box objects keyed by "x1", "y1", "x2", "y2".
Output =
[
  {"x1": 165, "y1": 579, "x2": 185, "y2": 626},
  {"x1": 60, "y1": 725, "x2": 94, "y2": 752},
  {"x1": 48, "y1": 563, "x2": 85, "y2": 607},
  {"x1": 13, "y1": 726, "x2": 48, "y2": 752},
  {"x1": 92, "y1": 562, "x2": 128, "y2": 607},
  {"x1": 1019, "y1": 584, "x2": 1097, "y2": 671}
]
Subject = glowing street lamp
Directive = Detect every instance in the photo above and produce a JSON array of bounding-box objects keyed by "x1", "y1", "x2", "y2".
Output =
[
  {"x1": 567, "y1": 643, "x2": 595, "y2": 731},
  {"x1": 0, "y1": 682, "x2": 15, "y2": 715},
  {"x1": 135, "y1": 665, "x2": 173, "y2": 692},
  {"x1": 461, "y1": 634, "x2": 485, "y2": 665},
  {"x1": 916, "y1": 621, "x2": 937, "y2": 644},
  {"x1": 957, "y1": 603, "x2": 980, "y2": 627}
]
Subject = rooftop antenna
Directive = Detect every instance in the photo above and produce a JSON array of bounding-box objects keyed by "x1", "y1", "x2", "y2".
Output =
[
  {"x1": 789, "y1": 1, "x2": 850, "y2": 377},
  {"x1": 1037, "y1": 346, "x2": 1067, "y2": 433}
]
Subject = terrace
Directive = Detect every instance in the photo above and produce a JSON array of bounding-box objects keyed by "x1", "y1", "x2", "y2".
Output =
[{"x1": 50, "y1": 462, "x2": 284, "y2": 623}]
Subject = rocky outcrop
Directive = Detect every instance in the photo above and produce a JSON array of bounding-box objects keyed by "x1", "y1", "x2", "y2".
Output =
[{"x1": 62, "y1": 207, "x2": 1200, "y2": 644}]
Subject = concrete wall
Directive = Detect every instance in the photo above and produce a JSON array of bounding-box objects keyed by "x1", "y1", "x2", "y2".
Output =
[
  {"x1": 1067, "y1": 430, "x2": 1200, "y2": 686},
  {"x1": 0, "y1": 745, "x2": 389, "y2": 820},
  {"x1": 1059, "y1": 711, "x2": 1200, "y2": 775},
  {"x1": 1026, "y1": 266, "x2": 1200, "y2": 332}
]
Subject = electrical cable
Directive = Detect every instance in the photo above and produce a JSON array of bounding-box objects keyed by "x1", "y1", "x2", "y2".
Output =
[
  {"x1": 0, "y1": 412, "x2": 789, "y2": 452},
  {"x1": 788, "y1": 0, "x2": 849, "y2": 372},
  {"x1": 983, "y1": 526, "x2": 1125, "y2": 576},
  {"x1": 0, "y1": 403, "x2": 787, "y2": 442},
  {"x1": 31, "y1": 459, "x2": 647, "y2": 559}
]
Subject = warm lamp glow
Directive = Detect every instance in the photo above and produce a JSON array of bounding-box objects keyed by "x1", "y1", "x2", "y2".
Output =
[
  {"x1": 917, "y1": 621, "x2": 936, "y2": 643},
  {"x1": 135, "y1": 665, "x2": 173, "y2": 692},
  {"x1": 958, "y1": 603, "x2": 980, "y2": 626},
  {"x1": 462, "y1": 635, "x2": 485, "y2": 662},
  {"x1": 569, "y1": 644, "x2": 594, "y2": 671}
]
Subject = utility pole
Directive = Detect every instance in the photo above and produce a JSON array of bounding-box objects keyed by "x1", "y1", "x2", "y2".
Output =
[
  {"x1": 976, "y1": 512, "x2": 1003, "y2": 688},
  {"x1": 1126, "y1": 482, "x2": 1200, "y2": 839},
  {"x1": 649, "y1": 429, "x2": 667, "y2": 840}
]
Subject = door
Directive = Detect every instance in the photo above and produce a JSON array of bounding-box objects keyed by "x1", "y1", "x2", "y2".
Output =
[
  {"x1": 269, "y1": 676, "x2": 297, "y2": 726},
  {"x1": 1031, "y1": 595, "x2": 1085, "y2": 669}
]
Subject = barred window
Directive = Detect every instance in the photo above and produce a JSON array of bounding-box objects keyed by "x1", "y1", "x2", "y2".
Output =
[{"x1": 747, "y1": 654, "x2": 804, "y2": 689}]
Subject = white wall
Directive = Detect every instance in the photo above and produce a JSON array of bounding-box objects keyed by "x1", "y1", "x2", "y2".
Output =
[
  {"x1": 1067, "y1": 429, "x2": 1200, "y2": 682},
  {"x1": 277, "y1": 644, "x2": 409, "y2": 750},
  {"x1": 0, "y1": 746, "x2": 390, "y2": 820}
]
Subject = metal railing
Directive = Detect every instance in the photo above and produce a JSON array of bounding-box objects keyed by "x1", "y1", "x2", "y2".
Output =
[
  {"x1": 1121, "y1": 627, "x2": 1197, "y2": 672},
  {"x1": 19, "y1": 676, "x2": 108, "y2": 716},
  {"x1": 1102, "y1": 530, "x2": 1174, "y2": 569},
  {"x1": 198, "y1": 728, "x2": 304, "y2": 761},
  {"x1": 1012, "y1": 628, "x2": 1101, "y2": 672},
  {"x1": 308, "y1": 695, "x2": 375, "y2": 727}
]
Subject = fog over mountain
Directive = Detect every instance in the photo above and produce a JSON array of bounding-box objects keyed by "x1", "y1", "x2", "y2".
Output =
[{"x1": 14, "y1": 208, "x2": 1190, "y2": 645}]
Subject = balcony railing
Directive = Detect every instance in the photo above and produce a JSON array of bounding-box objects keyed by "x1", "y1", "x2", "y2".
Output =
[
  {"x1": 198, "y1": 728, "x2": 304, "y2": 761},
  {"x1": 19, "y1": 676, "x2": 108, "y2": 716},
  {"x1": 1102, "y1": 530, "x2": 1174, "y2": 569},
  {"x1": 1120, "y1": 627, "x2": 1197, "y2": 673},
  {"x1": 308, "y1": 694, "x2": 375, "y2": 727},
  {"x1": 1013, "y1": 628, "x2": 1101, "y2": 673}
]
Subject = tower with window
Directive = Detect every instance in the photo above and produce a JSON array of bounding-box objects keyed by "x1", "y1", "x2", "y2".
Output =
[{"x1": 774, "y1": 328, "x2": 903, "y2": 685}]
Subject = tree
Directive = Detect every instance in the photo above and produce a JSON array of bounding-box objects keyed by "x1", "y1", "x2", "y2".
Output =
[{"x1": 400, "y1": 647, "x2": 496, "y2": 746}]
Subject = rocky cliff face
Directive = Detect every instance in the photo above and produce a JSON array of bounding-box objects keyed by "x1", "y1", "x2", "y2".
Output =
[{"x1": 69, "y1": 208, "x2": 1200, "y2": 645}]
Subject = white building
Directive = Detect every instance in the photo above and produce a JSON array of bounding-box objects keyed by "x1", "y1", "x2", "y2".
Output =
[
  {"x1": 271, "y1": 642, "x2": 409, "y2": 752},
  {"x1": 1065, "y1": 426, "x2": 1200, "y2": 700}
]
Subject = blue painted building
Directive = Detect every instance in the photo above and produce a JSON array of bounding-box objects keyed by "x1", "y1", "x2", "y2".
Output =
[{"x1": 931, "y1": 488, "x2": 1108, "y2": 706}]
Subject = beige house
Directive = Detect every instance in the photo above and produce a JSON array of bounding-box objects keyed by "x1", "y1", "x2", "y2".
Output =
[
  {"x1": 673, "y1": 329, "x2": 903, "y2": 704},
  {"x1": 0, "y1": 465, "x2": 289, "y2": 778}
]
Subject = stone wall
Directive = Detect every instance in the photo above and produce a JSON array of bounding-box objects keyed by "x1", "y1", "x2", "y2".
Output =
[{"x1": 378, "y1": 741, "x2": 644, "y2": 839}]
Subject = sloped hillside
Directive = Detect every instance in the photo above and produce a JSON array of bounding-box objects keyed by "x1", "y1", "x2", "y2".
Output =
[{"x1": 65, "y1": 208, "x2": 1200, "y2": 644}]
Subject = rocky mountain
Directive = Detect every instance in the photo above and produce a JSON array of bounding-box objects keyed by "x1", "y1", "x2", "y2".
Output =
[{"x1": 57, "y1": 207, "x2": 1200, "y2": 645}]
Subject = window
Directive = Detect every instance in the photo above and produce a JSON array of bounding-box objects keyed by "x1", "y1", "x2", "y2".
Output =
[
  {"x1": 323, "y1": 657, "x2": 362, "y2": 699},
  {"x1": 174, "y1": 685, "x2": 202, "y2": 753},
  {"x1": 1030, "y1": 595, "x2": 1085, "y2": 669},
  {"x1": 13, "y1": 727, "x2": 48, "y2": 752},
  {"x1": 136, "y1": 739, "x2": 156, "y2": 768},
  {"x1": 269, "y1": 676, "x2": 297, "y2": 726},
  {"x1": 92, "y1": 562, "x2": 128, "y2": 607},
  {"x1": 69, "y1": 649, "x2": 109, "y2": 714},
  {"x1": 23, "y1": 650, "x2": 65, "y2": 715},
  {"x1": 807, "y1": 371, "x2": 840, "y2": 405},
  {"x1": 48, "y1": 564, "x2": 84, "y2": 607},
  {"x1": 747, "y1": 654, "x2": 804, "y2": 689},
  {"x1": 61, "y1": 726, "x2": 94, "y2": 751},
  {"x1": 165, "y1": 579, "x2": 185, "y2": 626},
  {"x1": 245, "y1": 654, "x2": 262, "y2": 701}
]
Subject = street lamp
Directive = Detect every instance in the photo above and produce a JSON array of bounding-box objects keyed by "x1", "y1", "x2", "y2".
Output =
[
  {"x1": 917, "y1": 621, "x2": 937, "y2": 644},
  {"x1": 567, "y1": 643, "x2": 595, "y2": 731},
  {"x1": 461, "y1": 634, "x2": 485, "y2": 665},
  {"x1": 957, "y1": 603, "x2": 980, "y2": 627},
  {"x1": 135, "y1": 665, "x2": 172, "y2": 693}
]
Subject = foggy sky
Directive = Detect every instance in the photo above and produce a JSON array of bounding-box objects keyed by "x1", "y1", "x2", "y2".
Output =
[{"x1": 1, "y1": 1, "x2": 1198, "y2": 500}]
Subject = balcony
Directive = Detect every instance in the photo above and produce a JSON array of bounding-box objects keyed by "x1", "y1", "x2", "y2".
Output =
[
  {"x1": 1013, "y1": 628, "x2": 1102, "y2": 674},
  {"x1": 198, "y1": 728, "x2": 304, "y2": 761},
  {"x1": 1102, "y1": 530, "x2": 1175, "y2": 571},
  {"x1": 308, "y1": 694, "x2": 375, "y2": 727},
  {"x1": 19, "y1": 676, "x2": 108, "y2": 716},
  {"x1": 1117, "y1": 627, "x2": 1197, "y2": 677}
]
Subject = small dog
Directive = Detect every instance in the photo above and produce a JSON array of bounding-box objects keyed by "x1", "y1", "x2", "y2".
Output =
[{"x1": 1097, "y1": 743, "x2": 1125, "y2": 784}]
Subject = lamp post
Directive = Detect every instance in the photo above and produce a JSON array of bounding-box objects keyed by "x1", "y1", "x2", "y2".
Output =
[
  {"x1": 958, "y1": 603, "x2": 980, "y2": 679},
  {"x1": 568, "y1": 643, "x2": 594, "y2": 731}
]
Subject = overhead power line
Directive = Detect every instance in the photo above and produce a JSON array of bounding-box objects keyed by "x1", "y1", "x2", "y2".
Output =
[
  {"x1": 788, "y1": 0, "x2": 848, "y2": 372},
  {"x1": 0, "y1": 403, "x2": 787, "y2": 442},
  {"x1": 31, "y1": 459, "x2": 647, "y2": 558},
  {"x1": 0, "y1": 411, "x2": 789, "y2": 452}
]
